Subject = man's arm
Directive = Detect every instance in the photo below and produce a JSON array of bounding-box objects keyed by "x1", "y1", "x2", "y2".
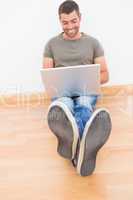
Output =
[
  {"x1": 94, "y1": 56, "x2": 109, "y2": 84},
  {"x1": 43, "y1": 57, "x2": 54, "y2": 68}
]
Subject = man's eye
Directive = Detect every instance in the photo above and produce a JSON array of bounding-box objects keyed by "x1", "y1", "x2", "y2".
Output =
[
  {"x1": 72, "y1": 20, "x2": 77, "y2": 23},
  {"x1": 63, "y1": 22, "x2": 68, "y2": 25}
]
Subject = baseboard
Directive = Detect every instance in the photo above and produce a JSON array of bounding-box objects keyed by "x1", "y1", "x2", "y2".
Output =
[
  {"x1": 101, "y1": 84, "x2": 133, "y2": 96},
  {"x1": 0, "y1": 84, "x2": 133, "y2": 106}
]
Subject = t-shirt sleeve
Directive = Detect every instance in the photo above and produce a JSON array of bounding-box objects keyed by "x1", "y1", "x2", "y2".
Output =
[
  {"x1": 43, "y1": 40, "x2": 53, "y2": 58},
  {"x1": 93, "y1": 39, "x2": 104, "y2": 58}
]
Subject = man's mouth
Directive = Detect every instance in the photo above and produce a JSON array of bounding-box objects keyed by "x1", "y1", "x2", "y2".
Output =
[
  {"x1": 67, "y1": 29, "x2": 76, "y2": 35},
  {"x1": 68, "y1": 29, "x2": 74, "y2": 32}
]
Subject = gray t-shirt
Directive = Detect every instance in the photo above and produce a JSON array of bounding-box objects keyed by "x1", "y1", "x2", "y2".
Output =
[{"x1": 43, "y1": 32, "x2": 104, "y2": 68}]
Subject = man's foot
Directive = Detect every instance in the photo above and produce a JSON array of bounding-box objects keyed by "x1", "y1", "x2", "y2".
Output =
[
  {"x1": 47, "y1": 101, "x2": 79, "y2": 160},
  {"x1": 77, "y1": 108, "x2": 112, "y2": 176}
]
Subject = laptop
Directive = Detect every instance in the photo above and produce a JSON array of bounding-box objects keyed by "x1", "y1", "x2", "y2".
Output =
[{"x1": 40, "y1": 64, "x2": 101, "y2": 99}]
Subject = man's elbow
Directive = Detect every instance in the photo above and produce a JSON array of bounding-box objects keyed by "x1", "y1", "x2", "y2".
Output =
[
  {"x1": 101, "y1": 71, "x2": 109, "y2": 84},
  {"x1": 105, "y1": 72, "x2": 109, "y2": 83},
  {"x1": 104, "y1": 76, "x2": 109, "y2": 84}
]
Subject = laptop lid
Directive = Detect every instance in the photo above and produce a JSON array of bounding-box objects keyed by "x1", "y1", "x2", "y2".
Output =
[{"x1": 40, "y1": 64, "x2": 101, "y2": 98}]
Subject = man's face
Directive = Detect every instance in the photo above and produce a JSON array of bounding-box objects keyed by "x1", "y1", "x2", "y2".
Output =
[{"x1": 59, "y1": 10, "x2": 81, "y2": 39}]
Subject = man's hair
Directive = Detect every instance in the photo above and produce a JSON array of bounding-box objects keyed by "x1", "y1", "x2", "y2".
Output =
[{"x1": 58, "y1": 0, "x2": 80, "y2": 16}]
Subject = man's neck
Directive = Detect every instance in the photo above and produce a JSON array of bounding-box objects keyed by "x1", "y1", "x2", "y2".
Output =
[{"x1": 63, "y1": 32, "x2": 82, "y2": 40}]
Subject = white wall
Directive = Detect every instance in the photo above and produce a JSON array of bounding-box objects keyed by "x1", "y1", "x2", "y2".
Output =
[{"x1": 0, "y1": 0, "x2": 133, "y2": 94}]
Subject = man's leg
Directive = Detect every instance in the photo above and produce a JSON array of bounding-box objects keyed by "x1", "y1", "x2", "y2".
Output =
[
  {"x1": 47, "y1": 97, "x2": 79, "y2": 160},
  {"x1": 73, "y1": 95, "x2": 98, "y2": 138},
  {"x1": 71, "y1": 95, "x2": 98, "y2": 166},
  {"x1": 73, "y1": 95, "x2": 112, "y2": 176}
]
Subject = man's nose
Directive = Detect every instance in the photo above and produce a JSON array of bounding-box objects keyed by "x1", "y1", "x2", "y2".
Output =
[{"x1": 67, "y1": 23, "x2": 73, "y2": 29}]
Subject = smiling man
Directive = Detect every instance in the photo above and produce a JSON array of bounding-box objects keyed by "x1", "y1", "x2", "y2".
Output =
[{"x1": 43, "y1": 0, "x2": 112, "y2": 176}]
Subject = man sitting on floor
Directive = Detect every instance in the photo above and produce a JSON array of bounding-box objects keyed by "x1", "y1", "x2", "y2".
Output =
[{"x1": 43, "y1": 0, "x2": 112, "y2": 176}]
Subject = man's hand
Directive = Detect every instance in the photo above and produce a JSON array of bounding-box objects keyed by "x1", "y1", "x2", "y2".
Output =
[
  {"x1": 94, "y1": 56, "x2": 109, "y2": 84},
  {"x1": 43, "y1": 57, "x2": 54, "y2": 68}
]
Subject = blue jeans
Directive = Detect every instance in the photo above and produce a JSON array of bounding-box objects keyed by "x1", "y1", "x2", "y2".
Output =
[{"x1": 51, "y1": 95, "x2": 99, "y2": 138}]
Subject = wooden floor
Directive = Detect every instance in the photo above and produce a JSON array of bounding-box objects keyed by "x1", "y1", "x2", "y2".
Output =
[{"x1": 0, "y1": 91, "x2": 133, "y2": 200}]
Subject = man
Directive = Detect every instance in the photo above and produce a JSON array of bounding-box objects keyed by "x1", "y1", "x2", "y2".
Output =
[{"x1": 43, "y1": 0, "x2": 112, "y2": 176}]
